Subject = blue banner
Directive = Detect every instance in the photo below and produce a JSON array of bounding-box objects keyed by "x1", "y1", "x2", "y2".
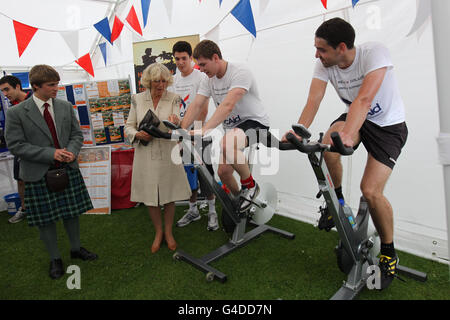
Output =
[{"x1": 11, "y1": 72, "x2": 30, "y2": 89}]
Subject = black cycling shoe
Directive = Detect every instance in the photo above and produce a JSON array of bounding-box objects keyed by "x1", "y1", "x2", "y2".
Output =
[
  {"x1": 378, "y1": 254, "x2": 405, "y2": 290},
  {"x1": 318, "y1": 205, "x2": 335, "y2": 231}
]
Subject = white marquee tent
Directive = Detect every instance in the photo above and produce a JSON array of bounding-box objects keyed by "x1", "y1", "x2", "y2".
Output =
[{"x1": 0, "y1": 0, "x2": 448, "y2": 265}]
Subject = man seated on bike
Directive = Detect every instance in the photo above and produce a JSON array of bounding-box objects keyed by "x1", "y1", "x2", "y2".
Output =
[
  {"x1": 283, "y1": 18, "x2": 408, "y2": 290},
  {"x1": 180, "y1": 40, "x2": 270, "y2": 213}
]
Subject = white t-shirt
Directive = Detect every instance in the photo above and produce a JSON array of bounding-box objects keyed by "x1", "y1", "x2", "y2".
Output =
[
  {"x1": 313, "y1": 42, "x2": 405, "y2": 127},
  {"x1": 197, "y1": 62, "x2": 270, "y2": 129},
  {"x1": 168, "y1": 68, "x2": 207, "y2": 119}
]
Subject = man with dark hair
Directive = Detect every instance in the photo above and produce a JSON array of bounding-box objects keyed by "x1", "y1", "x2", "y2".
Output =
[
  {"x1": 0, "y1": 75, "x2": 32, "y2": 223},
  {"x1": 5, "y1": 65, "x2": 97, "y2": 279},
  {"x1": 169, "y1": 40, "x2": 218, "y2": 231},
  {"x1": 283, "y1": 17, "x2": 408, "y2": 290},
  {"x1": 314, "y1": 17, "x2": 355, "y2": 50},
  {"x1": 181, "y1": 40, "x2": 270, "y2": 213}
]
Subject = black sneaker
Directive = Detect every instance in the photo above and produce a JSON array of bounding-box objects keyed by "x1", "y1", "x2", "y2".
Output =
[
  {"x1": 318, "y1": 205, "x2": 335, "y2": 231},
  {"x1": 378, "y1": 254, "x2": 403, "y2": 290}
]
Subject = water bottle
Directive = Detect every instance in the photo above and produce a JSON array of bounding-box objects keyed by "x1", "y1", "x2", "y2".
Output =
[{"x1": 339, "y1": 199, "x2": 356, "y2": 228}]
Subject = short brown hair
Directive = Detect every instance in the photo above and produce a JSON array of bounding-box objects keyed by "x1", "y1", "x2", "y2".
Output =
[
  {"x1": 193, "y1": 40, "x2": 222, "y2": 60},
  {"x1": 29, "y1": 65, "x2": 60, "y2": 91}
]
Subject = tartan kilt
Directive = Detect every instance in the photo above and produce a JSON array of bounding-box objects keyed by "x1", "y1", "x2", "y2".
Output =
[{"x1": 24, "y1": 167, "x2": 93, "y2": 227}]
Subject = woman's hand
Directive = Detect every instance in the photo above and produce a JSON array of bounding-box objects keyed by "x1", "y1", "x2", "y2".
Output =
[
  {"x1": 135, "y1": 130, "x2": 153, "y2": 142},
  {"x1": 167, "y1": 114, "x2": 180, "y2": 126}
]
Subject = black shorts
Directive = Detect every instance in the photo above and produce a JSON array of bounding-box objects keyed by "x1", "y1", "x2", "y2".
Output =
[
  {"x1": 331, "y1": 113, "x2": 408, "y2": 169},
  {"x1": 234, "y1": 120, "x2": 270, "y2": 146}
]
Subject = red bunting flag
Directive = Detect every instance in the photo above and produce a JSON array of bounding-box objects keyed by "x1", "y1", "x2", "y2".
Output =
[
  {"x1": 126, "y1": 5, "x2": 143, "y2": 36},
  {"x1": 111, "y1": 16, "x2": 124, "y2": 43},
  {"x1": 321, "y1": 0, "x2": 327, "y2": 9},
  {"x1": 75, "y1": 53, "x2": 95, "y2": 77},
  {"x1": 13, "y1": 20, "x2": 38, "y2": 57}
]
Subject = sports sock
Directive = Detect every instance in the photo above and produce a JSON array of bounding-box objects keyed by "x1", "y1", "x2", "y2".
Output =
[
  {"x1": 241, "y1": 175, "x2": 255, "y2": 189},
  {"x1": 208, "y1": 199, "x2": 216, "y2": 212},
  {"x1": 189, "y1": 202, "x2": 197, "y2": 210},
  {"x1": 335, "y1": 186, "x2": 344, "y2": 202},
  {"x1": 380, "y1": 242, "x2": 396, "y2": 257}
]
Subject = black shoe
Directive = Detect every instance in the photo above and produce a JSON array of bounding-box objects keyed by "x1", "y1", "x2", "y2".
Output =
[
  {"x1": 378, "y1": 254, "x2": 404, "y2": 290},
  {"x1": 70, "y1": 247, "x2": 98, "y2": 261},
  {"x1": 318, "y1": 205, "x2": 335, "y2": 231},
  {"x1": 49, "y1": 259, "x2": 64, "y2": 279}
]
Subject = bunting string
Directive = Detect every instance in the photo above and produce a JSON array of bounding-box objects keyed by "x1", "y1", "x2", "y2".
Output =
[{"x1": 0, "y1": 0, "x2": 431, "y2": 76}]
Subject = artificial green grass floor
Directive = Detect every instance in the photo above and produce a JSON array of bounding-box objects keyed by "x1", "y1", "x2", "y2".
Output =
[{"x1": 0, "y1": 204, "x2": 448, "y2": 300}]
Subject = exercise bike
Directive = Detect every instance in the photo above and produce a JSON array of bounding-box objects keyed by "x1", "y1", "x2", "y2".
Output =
[
  {"x1": 146, "y1": 121, "x2": 296, "y2": 283},
  {"x1": 285, "y1": 125, "x2": 427, "y2": 300}
]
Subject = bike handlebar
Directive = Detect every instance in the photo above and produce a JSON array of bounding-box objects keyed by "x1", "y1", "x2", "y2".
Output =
[
  {"x1": 145, "y1": 125, "x2": 213, "y2": 145},
  {"x1": 148, "y1": 121, "x2": 296, "y2": 151},
  {"x1": 329, "y1": 132, "x2": 354, "y2": 155},
  {"x1": 286, "y1": 131, "x2": 354, "y2": 156}
]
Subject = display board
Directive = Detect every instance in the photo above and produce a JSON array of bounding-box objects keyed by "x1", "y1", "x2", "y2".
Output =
[
  {"x1": 78, "y1": 145, "x2": 111, "y2": 215},
  {"x1": 58, "y1": 78, "x2": 131, "y2": 146},
  {"x1": 133, "y1": 34, "x2": 200, "y2": 93}
]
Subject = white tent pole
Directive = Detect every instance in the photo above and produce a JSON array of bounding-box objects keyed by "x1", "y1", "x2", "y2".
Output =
[{"x1": 430, "y1": 0, "x2": 450, "y2": 267}]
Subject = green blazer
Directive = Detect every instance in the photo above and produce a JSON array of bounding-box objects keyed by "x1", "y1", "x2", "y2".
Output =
[{"x1": 5, "y1": 97, "x2": 83, "y2": 182}]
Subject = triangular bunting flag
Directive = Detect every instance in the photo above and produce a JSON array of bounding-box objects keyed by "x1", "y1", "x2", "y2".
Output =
[
  {"x1": 407, "y1": 0, "x2": 431, "y2": 39},
  {"x1": 260, "y1": 0, "x2": 270, "y2": 14},
  {"x1": 111, "y1": 16, "x2": 124, "y2": 43},
  {"x1": 94, "y1": 17, "x2": 112, "y2": 44},
  {"x1": 204, "y1": 24, "x2": 220, "y2": 44},
  {"x1": 75, "y1": 53, "x2": 95, "y2": 77},
  {"x1": 99, "y1": 42, "x2": 107, "y2": 66},
  {"x1": 114, "y1": 31, "x2": 123, "y2": 54},
  {"x1": 126, "y1": 5, "x2": 143, "y2": 36},
  {"x1": 352, "y1": 0, "x2": 360, "y2": 8},
  {"x1": 141, "y1": 0, "x2": 151, "y2": 28},
  {"x1": 60, "y1": 30, "x2": 79, "y2": 58},
  {"x1": 219, "y1": 0, "x2": 223, "y2": 7},
  {"x1": 321, "y1": 0, "x2": 327, "y2": 9},
  {"x1": 164, "y1": 0, "x2": 173, "y2": 24},
  {"x1": 231, "y1": 0, "x2": 256, "y2": 38},
  {"x1": 13, "y1": 20, "x2": 38, "y2": 57}
]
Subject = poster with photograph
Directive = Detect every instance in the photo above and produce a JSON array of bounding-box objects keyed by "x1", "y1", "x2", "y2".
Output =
[
  {"x1": 78, "y1": 146, "x2": 111, "y2": 215},
  {"x1": 133, "y1": 34, "x2": 200, "y2": 93}
]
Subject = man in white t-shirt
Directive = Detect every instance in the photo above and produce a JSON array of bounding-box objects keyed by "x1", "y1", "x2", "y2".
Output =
[
  {"x1": 282, "y1": 18, "x2": 408, "y2": 290},
  {"x1": 180, "y1": 40, "x2": 270, "y2": 213},
  {"x1": 169, "y1": 41, "x2": 218, "y2": 231}
]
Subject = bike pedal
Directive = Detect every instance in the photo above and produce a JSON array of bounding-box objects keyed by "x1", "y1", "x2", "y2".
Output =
[{"x1": 317, "y1": 206, "x2": 335, "y2": 232}]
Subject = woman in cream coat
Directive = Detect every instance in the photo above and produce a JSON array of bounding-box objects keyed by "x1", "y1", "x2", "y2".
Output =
[{"x1": 125, "y1": 63, "x2": 191, "y2": 253}]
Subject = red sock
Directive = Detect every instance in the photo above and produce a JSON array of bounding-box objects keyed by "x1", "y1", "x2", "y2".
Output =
[{"x1": 241, "y1": 175, "x2": 255, "y2": 189}]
